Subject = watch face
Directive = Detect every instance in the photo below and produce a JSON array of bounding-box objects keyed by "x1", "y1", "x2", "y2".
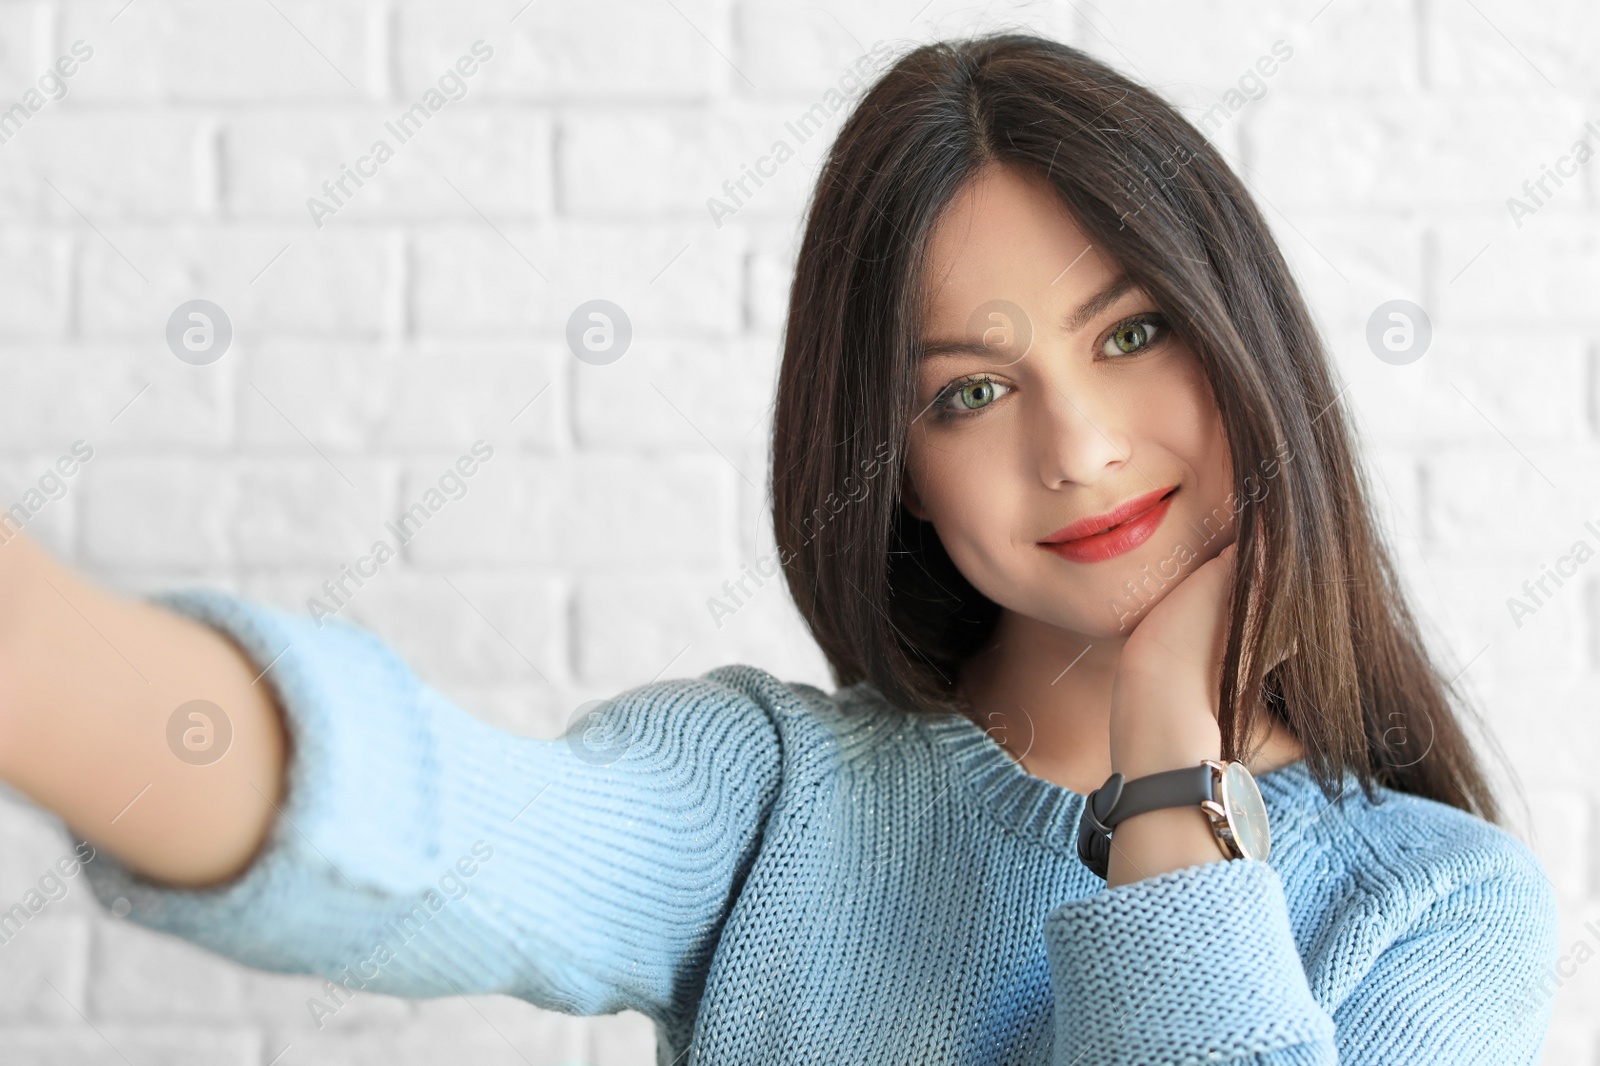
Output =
[{"x1": 1221, "y1": 762, "x2": 1271, "y2": 861}]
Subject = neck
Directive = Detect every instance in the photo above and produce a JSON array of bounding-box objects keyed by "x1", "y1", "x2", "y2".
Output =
[{"x1": 957, "y1": 609, "x2": 1304, "y2": 794}]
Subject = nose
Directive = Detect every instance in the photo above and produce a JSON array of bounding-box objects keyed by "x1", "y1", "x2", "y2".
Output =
[{"x1": 1030, "y1": 368, "x2": 1132, "y2": 489}]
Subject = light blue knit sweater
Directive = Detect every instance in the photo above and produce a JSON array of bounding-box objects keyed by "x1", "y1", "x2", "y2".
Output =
[{"x1": 72, "y1": 589, "x2": 1560, "y2": 1064}]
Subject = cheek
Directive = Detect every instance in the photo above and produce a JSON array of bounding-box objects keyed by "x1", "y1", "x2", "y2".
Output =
[
  {"x1": 905, "y1": 425, "x2": 1022, "y2": 579},
  {"x1": 1130, "y1": 353, "x2": 1235, "y2": 527},
  {"x1": 907, "y1": 421, "x2": 1006, "y2": 520},
  {"x1": 1124, "y1": 350, "x2": 1222, "y2": 461}
]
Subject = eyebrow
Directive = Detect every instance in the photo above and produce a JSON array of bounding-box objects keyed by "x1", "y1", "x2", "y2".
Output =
[{"x1": 916, "y1": 273, "x2": 1139, "y2": 360}]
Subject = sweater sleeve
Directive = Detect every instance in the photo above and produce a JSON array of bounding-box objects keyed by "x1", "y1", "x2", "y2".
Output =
[
  {"x1": 1043, "y1": 843, "x2": 1560, "y2": 1065},
  {"x1": 1044, "y1": 858, "x2": 1334, "y2": 1065},
  {"x1": 66, "y1": 587, "x2": 784, "y2": 1030},
  {"x1": 1325, "y1": 836, "x2": 1560, "y2": 1064}
]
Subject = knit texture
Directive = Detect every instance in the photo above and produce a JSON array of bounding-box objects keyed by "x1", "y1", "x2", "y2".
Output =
[{"x1": 71, "y1": 589, "x2": 1560, "y2": 1064}]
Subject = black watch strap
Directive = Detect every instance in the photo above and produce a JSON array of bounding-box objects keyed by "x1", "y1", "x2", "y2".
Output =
[{"x1": 1075, "y1": 763, "x2": 1216, "y2": 880}]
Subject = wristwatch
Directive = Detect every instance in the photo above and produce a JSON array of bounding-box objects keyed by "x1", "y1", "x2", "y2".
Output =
[{"x1": 1075, "y1": 758, "x2": 1270, "y2": 880}]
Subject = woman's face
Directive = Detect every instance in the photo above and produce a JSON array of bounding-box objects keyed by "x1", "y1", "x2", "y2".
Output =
[{"x1": 903, "y1": 163, "x2": 1237, "y2": 641}]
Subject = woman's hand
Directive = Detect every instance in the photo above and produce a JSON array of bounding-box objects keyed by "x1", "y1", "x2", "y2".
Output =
[
  {"x1": 0, "y1": 531, "x2": 289, "y2": 888},
  {"x1": 1108, "y1": 539, "x2": 1251, "y2": 780},
  {"x1": 1101, "y1": 537, "x2": 1256, "y2": 887}
]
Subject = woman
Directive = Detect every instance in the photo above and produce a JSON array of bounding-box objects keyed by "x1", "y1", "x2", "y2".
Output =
[{"x1": 0, "y1": 32, "x2": 1557, "y2": 1064}]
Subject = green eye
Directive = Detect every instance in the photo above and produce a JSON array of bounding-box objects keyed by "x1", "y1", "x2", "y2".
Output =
[
  {"x1": 956, "y1": 380, "x2": 998, "y2": 409},
  {"x1": 931, "y1": 375, "x2": 1010, "y2": 419},
  {"x1": 1102, "y1": 315, "x2": 1165, "y2": 357}
]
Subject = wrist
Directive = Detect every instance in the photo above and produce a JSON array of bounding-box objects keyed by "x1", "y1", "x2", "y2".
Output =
[
  {"x1": 1111, "y1": 697, "x2": 1220, "y2": 780},
  {"x1": 1104, "y1": 802, "x2": 1228, "y2": 887},
  {"x1": 1111, "y1": 665, "x2": 1216, "y2": 718},
  {"x1": 1115, "y1": 748, "x2": 1217, "y2": 783}
]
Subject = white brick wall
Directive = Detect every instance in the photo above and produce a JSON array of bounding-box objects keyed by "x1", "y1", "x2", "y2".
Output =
[{"x1": 0, "y1": 0, "x2": 1595, "y2": 1062}]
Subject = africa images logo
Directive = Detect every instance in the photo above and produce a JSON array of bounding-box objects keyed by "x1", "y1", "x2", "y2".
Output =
[
  {"x1": 305, "y1": 40, "x2": 495, "y2": 228},
  {"x1": 704, "y1": 40, "x2": 894, "y2": 228}
]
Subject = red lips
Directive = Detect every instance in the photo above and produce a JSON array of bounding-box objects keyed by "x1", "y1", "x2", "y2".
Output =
[{"x1": 1039, "y1": 485, "x2": 1178, "y2": 564}]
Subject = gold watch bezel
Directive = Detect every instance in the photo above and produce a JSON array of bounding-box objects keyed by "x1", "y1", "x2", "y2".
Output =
[
  {"x1": 1199, "y1": 757, "x2": 1273, "y2": 863},
  {"x1": 1198, "y1": 758, "x2": 1244, "y2": 860}
]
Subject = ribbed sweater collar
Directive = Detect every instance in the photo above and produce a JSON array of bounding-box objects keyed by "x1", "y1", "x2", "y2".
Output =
[{"x1": 918, "y1": 709, "x2": 1351, "y2": 855}]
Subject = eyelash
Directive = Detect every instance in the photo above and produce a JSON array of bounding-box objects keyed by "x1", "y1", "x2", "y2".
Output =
[{"x1": 926, "y1": 311, "x2": 1171, "y2": 421}]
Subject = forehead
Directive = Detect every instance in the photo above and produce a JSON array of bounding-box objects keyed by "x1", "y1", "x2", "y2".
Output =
[{"x1": 921, "y1": 163, "x2": 1120, "y2": 331}]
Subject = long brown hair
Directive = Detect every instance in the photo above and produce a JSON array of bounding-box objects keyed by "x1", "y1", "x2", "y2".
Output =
[{"x1": 769, "y1": 32, "x2": 1513, "y2": 826}]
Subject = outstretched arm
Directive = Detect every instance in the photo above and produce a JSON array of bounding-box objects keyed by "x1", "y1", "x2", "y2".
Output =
[{"x1": 0, "y1": 529, "x2": 787, "y2": 1026}]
